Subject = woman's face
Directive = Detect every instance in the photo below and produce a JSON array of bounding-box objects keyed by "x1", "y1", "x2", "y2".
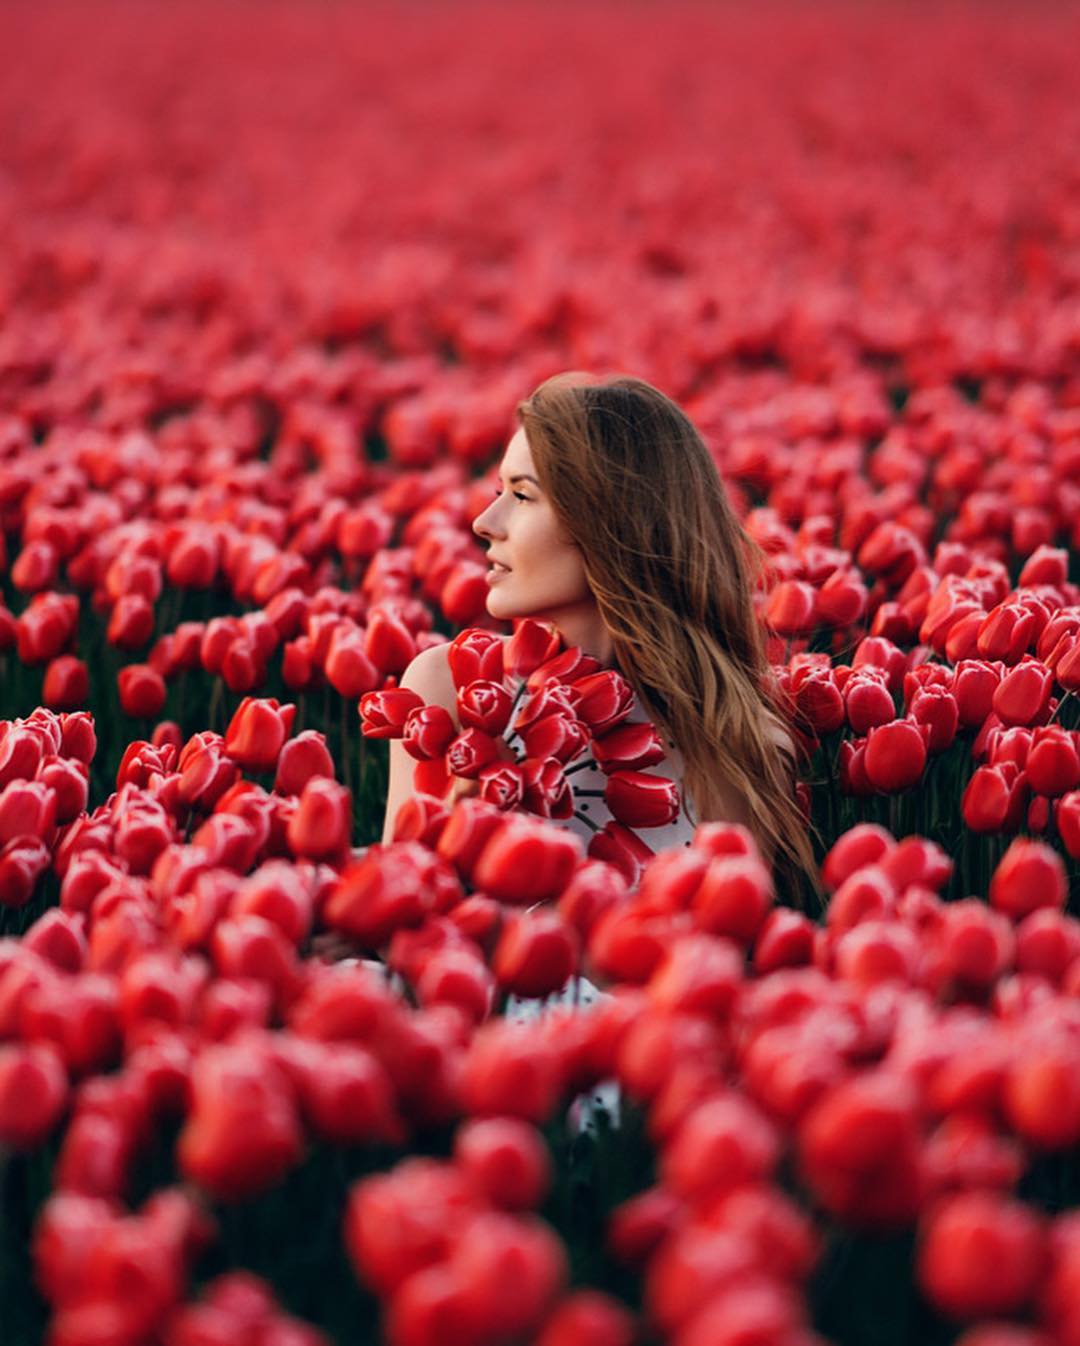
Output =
[{"x1": 472, "y1": 427, "x2": 593, "y2": 625}]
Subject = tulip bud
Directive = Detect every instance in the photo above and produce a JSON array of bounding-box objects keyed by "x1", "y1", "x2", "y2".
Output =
[
  {"x1": 286, "y1": 778, "x2": 352, "y2": 863},
  {"x1": 989, "y1": 838, "x2": 1067, "y2": 919},
  {"x1": 457, "y1": 680, "x2": 513, "y2": 736},
  {"x1": 224, "y1": 698, "x2": 296, "y2": 773},
  {"x1": 42, "y1": 656, "x2": 90, "y2": 711},
  {"x1": 520, "y1": 757, "x2": 573, "y2": 820},
  {"x1": 274, "y1": 730, "x2": 335, "y2": 796},
  {"x1": 0, "y1": 779, "x2": 57, "y2": 845},
  {"x1": 0, "y1": 1042, "x2": 69, "y2": 1148},
  {"x1": 505, "y1": 620, "x2": 562, "y2": 679},
  {"x1": 325, "y1": 627, "x2": 379, "y2": 698},
  {"x1": 447, "y1": 628, "x2": 505, "y2": 687},
  {"x1": 992, "y1": 658, "x2": 1053, "y2": 727},
  {"x1": 917, "y1": 1193, "x2": 1045, "y2": 1319},
  {"x1": 565, "y1": 670, "x2": 635, "y2": 735},
  {"x1": 117, "y1": 664, "x2": 167, "y2": 719},
  {"x1": 359, "y1": 687, "x2": 425, "y2": 739},
  {"x1": 473, "y1": 818, "x2": 583, "y2": 905},
  {"x1": 494, "y1": 910, "x2": 578, "y2": 998},
  {"x1": 1024, "y1": 726, "x2": 1080, "y2": 796},
  {"x1": 447, "y1": 727, "x2": 501, "y2": 779},
  {"x1": 863, "y1": 719, "x2": 928, "y2": 792}
]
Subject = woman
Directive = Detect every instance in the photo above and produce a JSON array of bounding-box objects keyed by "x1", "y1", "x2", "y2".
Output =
[{"x1": 382, "y1": 371, "x2": 820, "y2": 906}]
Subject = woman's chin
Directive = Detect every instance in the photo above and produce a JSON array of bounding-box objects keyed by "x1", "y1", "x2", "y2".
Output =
[{"x1": 485, "y1": 589, "x2": 514, "y2": 621}]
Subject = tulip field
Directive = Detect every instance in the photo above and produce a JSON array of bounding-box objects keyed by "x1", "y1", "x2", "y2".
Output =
[{"x1": 3, "y1": 2, "x2": 1080, "y2": 1344}]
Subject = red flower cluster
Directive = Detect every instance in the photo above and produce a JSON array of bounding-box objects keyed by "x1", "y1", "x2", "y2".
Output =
[{"x1": 361, "y1": 621, "x2": 684, "y2": 875}]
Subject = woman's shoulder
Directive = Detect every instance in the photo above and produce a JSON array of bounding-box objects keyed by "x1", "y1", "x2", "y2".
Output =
[{"x1": 400, "y1": 642, "x2": 458, "y2": 708}]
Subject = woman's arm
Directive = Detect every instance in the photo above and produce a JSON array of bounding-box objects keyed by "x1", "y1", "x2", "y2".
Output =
[{"x1": 380, "y1": 642, "x2": 459, "y2": 844}]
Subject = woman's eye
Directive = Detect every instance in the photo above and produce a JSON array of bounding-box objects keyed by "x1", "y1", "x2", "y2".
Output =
[{"x1": 493, "y1": 489, "x2": 530, "y2": 502}]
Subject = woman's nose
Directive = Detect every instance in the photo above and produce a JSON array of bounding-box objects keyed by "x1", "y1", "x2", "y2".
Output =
[{"x1": 472, "y1": 499, "x2": 506, "y2": 542}]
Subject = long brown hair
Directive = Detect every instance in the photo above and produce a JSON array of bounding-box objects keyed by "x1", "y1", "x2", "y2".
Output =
[{"x1": 516, "y1": 371, "x2": 822, "y2": 908}]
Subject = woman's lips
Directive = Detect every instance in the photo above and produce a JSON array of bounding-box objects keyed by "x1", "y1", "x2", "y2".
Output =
[{"x1": 487, "y1": 561, "x2": 511, "y2": 583}]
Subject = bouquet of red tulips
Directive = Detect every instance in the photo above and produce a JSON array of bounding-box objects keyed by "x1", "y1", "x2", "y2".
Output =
[{"x1": 360, "y1": 620, "x2": 689, "y2": 884}]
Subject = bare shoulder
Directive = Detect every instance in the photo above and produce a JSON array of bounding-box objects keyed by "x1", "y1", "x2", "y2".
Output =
[{"x1": 399, "y1": 643, "x2": 457, "y2": 707}]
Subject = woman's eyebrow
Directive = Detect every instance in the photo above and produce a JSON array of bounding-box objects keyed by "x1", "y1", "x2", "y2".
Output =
[{"x1": 508, "y1": 474, "x2": 540, "y2": 485}]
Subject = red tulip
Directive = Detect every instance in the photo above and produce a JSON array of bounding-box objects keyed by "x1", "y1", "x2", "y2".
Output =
[
  {"x1": 647, "y1": 933, "x2": 742, "y2": 1018},
  {"x1": 359, "y1": 687, "x2": 425, "y2": 738},
  {"x1": 178, "y1": 734, "x2": 239, "y2": 811},
  {"x1": 918, "y1": 1192, "x2": 1045, "y2": 1319},
  {"x1": 117, "y1": 664, "x2": 167, "y2": 719},
  {"x1": 565, "y1": 670, "x2": 635, "y2": 735},
  {"x1": 520, "y1": 713, "x2": 590, "y2": 764},
  {"x1": 0, "y1": 779, "x2": 57, "y2": 845},
  {"x1": 42, "y1": 656, "x2": 90, "y2": 711},
  {"x1": 325, "y1": 627, "x2": 379, "y2": 698},
  {"x1": 460, "y1": 1021, "x2": 562, "y2": 1121},
  {"x1": 798, "y1": 1072, "x2": 922, "y2": 1227},
  {"x1": 473, "y1": 817, "x2": 582, "y2": 904},
  {"x1": 325, "y1": 843, "x2": 461, "y2": 945},
  {"x1": 992, "y1": 658, "x2": 1053, "y2": 727},
  {"x1": 844, "y1": 671, "x2": 895, "y2": 735},
  {"x1": 36, "y1": 755, "x2": 89, "y2": 823},
  {"x1": 415, "y1": 946, "x2": 495, "y2": 1022},
  {"x1": 989, "y1": 838, "x2": 1067, "y2": 919},
  {"x1": 447, "y1": 728, "x2": 501, "y2": 779},
  {"x1": 295, "y1": 1043, "x2": 402, "y2": 1146},
  {"x1": 403, "y1": 705, "x2": 457, "y2": 760},
  {"x1": 455, "y1": 1117, "x2": 551, "y2": 1211},
  {"x1": 17, "y1": 593, "x2": 79, "y2": 664},
  {"x1": 166, "y1": 528, "x2": 219, "y2": 588},
  {"x1": 977, "y1": 603, "x2": 1037, "y2": 664},
  {"x1": 0, "y1": 1042, "x2": 69, "y2": 1148},
  {"x1": 287, "y1": 778, "x2": 352, "y2": 862},
  {"x1": 441, "y1": 561, "x2": 490, "y2": 624},
  {"x1": 178, "y1": 1044, "x2": 303, "y2": 1200},
  {"x1": 504, "y1": 620, "x2": 562, "y2": 678},
  {"x1": 862, "y1": 719, "x2": 928, "y2": 792},
  {"x1": 556, "y1": 860, "x2": 628, "y2": 939},
  {"x1": 951, "y1": 659, "x2": 1001, "y2": 730},
  {"x1": 821, "y1": 823, "x2": 894, "y2": 891},
  {"x1": 961, "y1": 763, "x2": 1016, "y2": 834},
  {"x1": 274, "y1": 730, "x2": 335, "y2": 795},
  {"x1": 59, "y1": 712, "x2": 96, "y2": 766},
  {"x1": 692, "y1": 854, "x2": 774, "y2": 945},
  {"x1": 792, "y1": 668, "x2": 845, "y2": 734},
  {"x1": 590, "y1": 721, "x2": 666, "y2": 772},
  {"x1": 106, "y1": 593, "x2": 155, "y2": 650},
  {"x1": 662, "y1": 1093, "x2": 779, "y2": 1201},
  {"x1": 851, "y1": 636, "x2": 906, "y2": 694},
  {"x1": 1003, "y1": 1039, "x2": 1080, "y2": 1150},
  {"x1": 603, "y1": 770, "x2": 680, "y2": 829},
  {"x1": 1056, "y1": 790, "x2": 1080, "y2": 859},
  {"x1": 493, "y1": 910, "x2": 578, "y2": 998},
  {"x1": 764, "y1": 580, "x2": 817, "y2": 635},
  {"x1": 457, "y1": 679, "x2": 513, "y2": 735},
  {"x1": 364, "y1": 607, "x2": 416, "y2": 676},
  {"x1": 436, "y1": 798, "x2": 507, "y2": 879},
  {"x1": 586, "y1": 820, "x2": 656, "y2": 888},
  {"x1": 816, "y1": 568, "x2": 867, "y2": 628},
  {"x1": 447, "y1": 628, "x2": 505, "y2": 687},
  {"x1": 224, "y1": 697, "x2": 296, "y2": 773},
  {"x1": 478, "y1": 761, "x2": 525, "y2": 811},
  {"x1": 908, "y1": 684, "x2": 959, "y2": 754},
  {"x1": 1024, "y1": 726, "x2": 1080, "y2": 796},
  {"x1": 11, "y1": 539, "x2": 59, "y2": 593}
]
